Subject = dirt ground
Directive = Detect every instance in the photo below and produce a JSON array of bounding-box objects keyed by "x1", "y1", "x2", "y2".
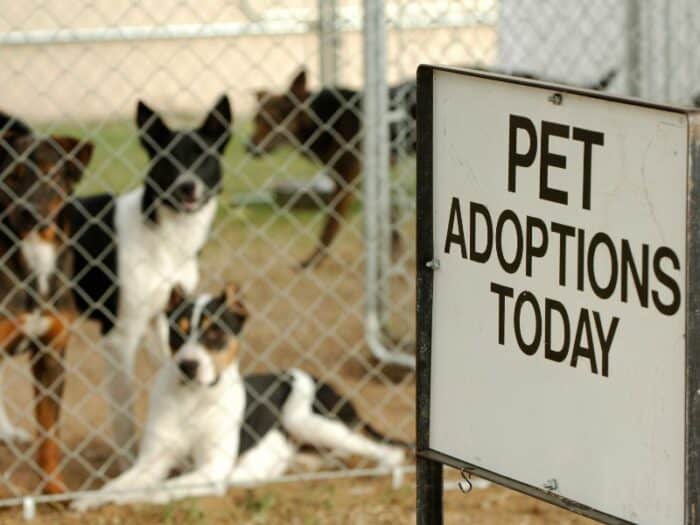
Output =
[
  {"x1": 0, "y1": 212, "x2": 417, "y2": 497},
  {"x1": 0, "y1": 474, "x2": 596, "y2": 525}
]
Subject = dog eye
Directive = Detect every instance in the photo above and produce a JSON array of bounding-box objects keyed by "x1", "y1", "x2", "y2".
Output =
[
  {"x1": 202, "y1": 328, "x2": 226, "y2": 349},
  {"x1": 176, "y1": 317, "x2": 190, "y2": 334}
]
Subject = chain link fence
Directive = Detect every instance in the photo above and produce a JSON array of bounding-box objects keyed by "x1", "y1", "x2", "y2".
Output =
[{"x1": 0, "y1": 0, "x2": 696, "y2": 511}]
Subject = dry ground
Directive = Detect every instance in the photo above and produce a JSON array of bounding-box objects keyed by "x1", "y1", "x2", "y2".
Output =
[
  {"x1": 0, "y1": 474, "x2": 596, "y2": 525},
  {"x1": 0, "y1": 221, "x2": 416, "y2": 496}
]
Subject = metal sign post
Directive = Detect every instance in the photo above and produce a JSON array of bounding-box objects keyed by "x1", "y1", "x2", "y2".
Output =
[{"x1": 416, "y1": 65, "x2": 700, "y2": 524}]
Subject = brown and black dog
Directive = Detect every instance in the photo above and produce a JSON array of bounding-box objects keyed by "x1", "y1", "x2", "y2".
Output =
[
  {"x1": 246, "y1": 68, "x2": 617, "y2": 269},
  {"x1": 247, "y1": 70, "x2": 365, "y2": 269},
  {"x1": 0, "y1": 125, "x2": 93, "y2": 494}
]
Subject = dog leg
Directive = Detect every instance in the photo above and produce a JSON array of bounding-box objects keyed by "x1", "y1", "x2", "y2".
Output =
[
  {"x1": 151, "y1": 459, "x2": 233, "y2": 504},
  {"x1": 32, "y1": 314, "x2": 72, "y2": 495},
  {"x1": 103, "y1": 320, "x2": 146, "y2": 470},
  {"x1": 71, "y1": 402, "x2": 181, "y2": 511},
  {"x1": 282, "y1": 371, "x2": 404, "y2": 469},
  {"x1": 140, "y1": 424, "x2": 238, "y2": 504},
  {"x1": 229, "y1": 429, "x2": 295, "y2": 484},
  {"x1": 300, "y1": 155, "x2": 360, "y2": 269},
  {"x1": 0, "y1": 360, "x2": 31, "y2": 444},
  {"x1": 71, "y1": 454, "x2": 172, "y2": 510},
  {"x1": 285, "y1": 412, "x2": 404, "y2": 469},
  {"x1": 144, "y1": 315, "x2": 170, "y2": 368},
  {"x1": 0, "y1": 318, "x2": 26, "y2": 355}
]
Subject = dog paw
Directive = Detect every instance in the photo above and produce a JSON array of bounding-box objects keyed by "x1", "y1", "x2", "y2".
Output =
[
  {"x1": 0, "y1": 426, "x2": 32, "y2": 445},
  {"x1": 379, "y1": 447, "x2": 405, "y2": 469},
  {"x1": 295, "y1": 259, "x2": 311, "y2": 271},
  {"x1": 150, "y1": 490, "x2": 171, "y2": 505},
  {"x1": 297, "y1": 249, "x2": 326, "y2": 270},
  {"x1": 43, "y1": 477, "x2": 67, "y2": 496},
  {"x1": 70, "y1": 497, "x2": 103, "y2": 512}
]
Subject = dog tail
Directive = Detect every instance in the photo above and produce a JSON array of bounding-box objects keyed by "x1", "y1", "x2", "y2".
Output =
[
  {"x1": 313, "y1": 379, "x2": 415, "y2": 450},
  {"x1": 360, "y1": 421, "x2": 415, "y2": 450}
]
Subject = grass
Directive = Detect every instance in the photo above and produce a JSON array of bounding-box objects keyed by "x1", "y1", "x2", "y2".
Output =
[
  {"x1": 33, "y1": 116, "x2": 417, "y2": 238},
  {"x1": 162, "y1": 500, "x2": 207, "y2": 525},
  {"x1": 39, "y1": 118, "x2": 316, "y2": 205},
  {"x1": 38, "y1": 118, "x2": 334, "y2": 242},
  {"x1": 242, "y1": 491, "x2": 276, "y2": 518}
]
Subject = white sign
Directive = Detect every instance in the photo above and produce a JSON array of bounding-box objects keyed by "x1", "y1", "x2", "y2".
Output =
[{"x1": 426, "y1": 69, "x2": 692, "y2": 524}]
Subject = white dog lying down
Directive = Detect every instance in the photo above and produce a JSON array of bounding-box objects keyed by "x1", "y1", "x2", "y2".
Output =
[{"x1": 72, "y1": 284, "x2": 407, "y2": 510}]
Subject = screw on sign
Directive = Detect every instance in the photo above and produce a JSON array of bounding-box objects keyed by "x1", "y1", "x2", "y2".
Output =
[{"x1": 416, "y1": 66, "x2": 700, "y2": 525}]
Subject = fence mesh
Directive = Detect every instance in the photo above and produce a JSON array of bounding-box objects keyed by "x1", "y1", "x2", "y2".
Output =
[{"x1": 0, "y1": 0, "x2": 696, "y2": 508}]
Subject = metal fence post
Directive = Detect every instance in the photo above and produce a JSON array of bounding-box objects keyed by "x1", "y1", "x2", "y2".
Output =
[
  {"x1": 318, "y1": 0, "x2": 339, "y2": 86},
  {"x1": 417, "y1": 459, "x2": 443, "y2": 525},
  {"x1": 363, "y1": 0, "x2": 415, "y2": 369},
  {"x1": 416, "y1": 62, "x2": 443, "y2": 525}
]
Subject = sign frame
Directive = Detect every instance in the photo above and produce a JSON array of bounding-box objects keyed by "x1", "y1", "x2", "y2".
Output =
[{"x1": 415, "y1": 64, "x2": 700, "y2": 525}]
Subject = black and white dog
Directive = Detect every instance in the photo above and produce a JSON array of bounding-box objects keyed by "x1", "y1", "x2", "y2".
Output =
[
  {"x1": 70, "y1": 96, "x2": 232, "y2": 461},
  {"x1": 71, "y1": 284, "x2": 406, "y2": 509}
]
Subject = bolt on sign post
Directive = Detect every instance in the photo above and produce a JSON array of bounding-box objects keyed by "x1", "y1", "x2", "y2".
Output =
[{"x1": 415, "y1": 65, "x2": 700, "y2": 525}]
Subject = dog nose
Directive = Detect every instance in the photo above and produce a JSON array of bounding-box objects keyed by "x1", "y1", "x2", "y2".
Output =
[
  {"x1": 178, "y1": 359, "x2": 199, "y2": 380},
  {"x1": 176, "y1": 181, "x2": 196, "y2": 200}
]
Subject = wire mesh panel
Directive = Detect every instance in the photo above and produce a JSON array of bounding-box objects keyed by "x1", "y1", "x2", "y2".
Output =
[
  {"x1": 0, "y1": 0, "x2": 696, "y2": 512},
  {"x1": 378, "y1": 0, "x2": 700, "y2": 393},
  {"x1": 365, "y1": 0, "x2": 501, "y2": 383},
  {"x1": 498, "y1": 0, "x2": 700, "y2": 105},
  {"x1": 0, "y1": 0, "x2": 416, "y2": 506}
]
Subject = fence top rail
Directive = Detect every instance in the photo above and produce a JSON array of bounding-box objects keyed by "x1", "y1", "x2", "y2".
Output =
[{"x1": 0, "y1": 2, "x2": 496, "y2": 47}]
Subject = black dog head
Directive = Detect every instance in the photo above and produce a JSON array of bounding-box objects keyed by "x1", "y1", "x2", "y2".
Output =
[{"x1": 136, "y1": 95, "x2": 232, "y2": 223}]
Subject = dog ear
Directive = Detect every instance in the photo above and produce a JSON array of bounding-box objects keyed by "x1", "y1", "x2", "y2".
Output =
[
  {"x1": 136, "y1": 100, "x2": 172, "y2": 157},
  {"x1": 166, "y1": 284, "x2": 187, "y2": 315},
  {"x1": 52, "y1": 137, "x2": 94, "y2": 192},
  {"x1": 199, "y1": 95, "x2": 232, "y2": 154},
  {"x1": 219, "y1": 282, "x2": 248, "y2": 329},
  {"x1": 0, "y1": 132, "x2": 19, "y2": 170},
  {"x1": 289, "y1": 68, "x2": 309, "y2": 102},
  {"x1": 222, "y1": 281, "x2": 238, "y2": 302},
  {"x1": 0, "y1": 113, "x2": 31, "y2": 136},
  {"x1": 219, "y1": 283, "x2": 248, "y2": 335}
]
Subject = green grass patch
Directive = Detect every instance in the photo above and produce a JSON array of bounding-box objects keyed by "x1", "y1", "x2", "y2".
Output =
[{"x1": 36, "y1": 117, "x2": 416, "y2": 237}]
